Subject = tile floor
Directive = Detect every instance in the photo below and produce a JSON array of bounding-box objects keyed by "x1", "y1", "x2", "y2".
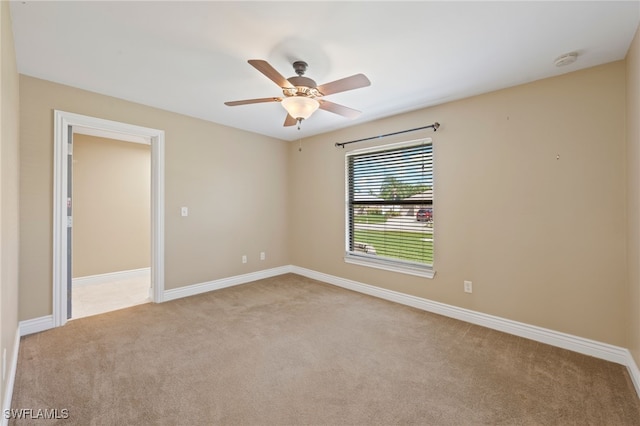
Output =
[{"x1": 71, "y1": 272, "x2": 151, "y2": 319}]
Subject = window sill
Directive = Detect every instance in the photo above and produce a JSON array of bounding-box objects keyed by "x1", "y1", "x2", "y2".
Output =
[{"x1": 344, "y1": 254, "x2": 435, "y2": 279}]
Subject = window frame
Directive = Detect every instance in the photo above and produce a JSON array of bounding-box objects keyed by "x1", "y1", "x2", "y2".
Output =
[{"x1": 344, "y1": 138, "x2": 435, "y2": 279}]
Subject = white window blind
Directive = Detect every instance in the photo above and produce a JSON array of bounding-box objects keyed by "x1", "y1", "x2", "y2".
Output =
[{"x1": 346, "y1": 140, "x2": 434, "y2": 274}]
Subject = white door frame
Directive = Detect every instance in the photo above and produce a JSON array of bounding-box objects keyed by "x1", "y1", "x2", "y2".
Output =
[{"x1": 53, "y1": 110, "x2": 165, "y2": 327}]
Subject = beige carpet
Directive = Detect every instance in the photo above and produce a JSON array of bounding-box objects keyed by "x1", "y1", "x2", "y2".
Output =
[{"x1": 9, "y1": 274, "x2": 640, "y2": 425}]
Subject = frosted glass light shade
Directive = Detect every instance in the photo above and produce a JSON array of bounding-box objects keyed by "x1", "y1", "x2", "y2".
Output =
[{"x1": 281, "y1": 96, "x2": 319, "y2": 120}]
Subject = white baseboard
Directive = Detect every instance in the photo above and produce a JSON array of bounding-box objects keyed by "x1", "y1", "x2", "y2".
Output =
[
  {"x1": 19, "y1": 315, "x2": 54, "y2": 337},
  {"x1": 2, "y1": 329, "x2": 20, "y2": 426},
  {"x1": 625, "y1": 351, "x2": 640, "y2": 398},
  {"x1": 290, "y1": 266, "x2": 640, "y2": 398},
  {"x1": 163, "y1": 266, "x2": 293, "y2": 302},
  {"x1": 73, "y1": 267, "x2": 150, "y2": 287}
]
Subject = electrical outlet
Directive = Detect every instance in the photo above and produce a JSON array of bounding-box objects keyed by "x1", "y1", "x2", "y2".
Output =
[
  {"x1": 181, "y1": 207, "x2": 188, "y2": 217},
  {"x1": 242, "y1": 255, "x2": 247, "y2": 264},
  {"x1": 260, "y1": 252, "x2": 265, "y2": 261},
  {"x1": 464, "y1": 280, "x2": 473, "y2": 293}
]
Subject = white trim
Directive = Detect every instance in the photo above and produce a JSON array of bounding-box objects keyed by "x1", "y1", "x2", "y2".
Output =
[
  {"x1": 53, "y1": 112, "x2": 67, "y2": 328},
  {"x1": 625, "y1": 351, "x2": 640, "y2": 398},
  {"x1": 72, "y1": 268, "x2": 150, "y2": 287},
  {"x1": 345, "y1": 254, "x2": 435, "y2": 279},
  {"x1": 19, "y1": 316, "x2": 55, "y2": 337},
  {"x1": 163, "y1": 266, "x2": 293, "y2": 302},
  {"x1": 290, "y1": 266, "x2": 640, "y2": 398},
  {"x1": 150, "y1": 129, "x2": 165, "y2": 303},
  {"x1": 1, "y1": 329, "x2": 20, "y2": 426},
  {"x1": 53, "y1": 110, "x2": 165, "y2": 326}
]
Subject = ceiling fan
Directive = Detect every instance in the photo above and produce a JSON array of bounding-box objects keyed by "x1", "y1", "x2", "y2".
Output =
[{"x1": 225, "y1": 59, "x2": 371, "y2": 129}]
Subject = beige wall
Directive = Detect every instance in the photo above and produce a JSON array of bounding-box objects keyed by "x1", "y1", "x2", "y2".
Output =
[
  {"x1": 627, "y1": 25, "x2": 640, "y2": 369},
  {"x1": 1, "y1": 0, "x2": 20, "y2": 409},
  {"x1": 72, "y1": 134, "x2": 151, "y2": 277},
  {"x1": 19, "y1": 76, "x2": 290, "y2": 320},
  {"x1": 290, "y1": 61, "x2": 628, "y2": 346}
]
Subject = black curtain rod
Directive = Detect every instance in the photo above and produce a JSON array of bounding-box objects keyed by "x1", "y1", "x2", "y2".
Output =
[{"x1": 335, "y1": 122, "x2": 440, "y2": 148}]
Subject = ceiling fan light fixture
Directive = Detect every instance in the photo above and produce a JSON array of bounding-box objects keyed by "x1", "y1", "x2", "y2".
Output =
[{"x1": 281, "y1": 96, "x2": 319, "y2": 120}]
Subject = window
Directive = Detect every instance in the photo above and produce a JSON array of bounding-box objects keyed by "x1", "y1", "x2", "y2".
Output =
[{"x1": 345, "y1": 139, "x2": 434, "y2": 278}]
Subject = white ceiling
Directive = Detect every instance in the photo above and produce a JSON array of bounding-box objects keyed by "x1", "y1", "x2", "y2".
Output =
[{"x1": 9, "y1": 1, "x2": 640, "y2": 141}]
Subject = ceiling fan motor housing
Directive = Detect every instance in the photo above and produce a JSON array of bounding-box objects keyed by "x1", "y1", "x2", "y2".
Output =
[
  {"x1": 284, "y1": 76, "x2": 319, "y2": 98},
  {"x1": 285, "y1": 61, "x2": 320, "y2": 98}
]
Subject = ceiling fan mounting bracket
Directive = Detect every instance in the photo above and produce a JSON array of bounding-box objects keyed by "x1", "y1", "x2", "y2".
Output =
[{"x1": 292, "y1": 61, "x2": 308, "y2": 76}]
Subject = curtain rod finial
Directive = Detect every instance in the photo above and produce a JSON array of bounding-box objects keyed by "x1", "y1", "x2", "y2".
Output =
[{"x1": 433, "y1": 122, "x2": 440, "y2": 131}]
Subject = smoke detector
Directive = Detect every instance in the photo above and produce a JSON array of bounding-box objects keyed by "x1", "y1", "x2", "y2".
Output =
[{"x1": 554, "y1": 52, "x2": 578, "y2": 67}]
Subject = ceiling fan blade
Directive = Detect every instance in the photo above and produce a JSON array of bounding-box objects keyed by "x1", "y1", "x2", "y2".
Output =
[
  {"x1": 318, "y1": 100, "x2": 362, "y2": 119},
  {"x1": 316, "y1": 74, "x2": 371, "y2": 96},
  {"x1": 224, "y1": 97, "x2": 281, "y2": 106},
  {"x1": 283, "y1": 114, "x2": 297, "y2": 127},
  {"x1": 248, "y1": 59, "x2": 294, "y2": 89}
]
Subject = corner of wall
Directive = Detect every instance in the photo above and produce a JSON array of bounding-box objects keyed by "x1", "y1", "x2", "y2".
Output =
[
  {"x1": 627, "y1": 23, "x2": 640, "y2": 372},
  {"x1": 1, "y1": 0, "x2": 22, "y2": 417}
]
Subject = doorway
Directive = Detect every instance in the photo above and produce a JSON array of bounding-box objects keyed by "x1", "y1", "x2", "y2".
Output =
[
  {"x1": 71, "y1": 131, "x2": 151, "y2": 319},
  {"x1": 53, "y1": 111, "x2": 165, "y2": 328}
]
